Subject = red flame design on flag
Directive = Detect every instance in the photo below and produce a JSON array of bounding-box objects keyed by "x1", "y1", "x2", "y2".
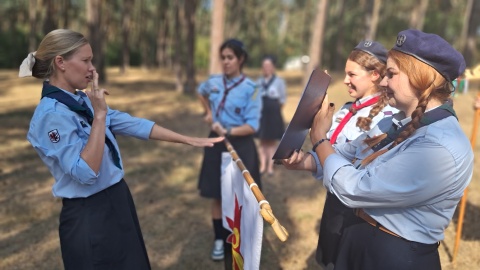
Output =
[{"x1": 226, "y1": 194, "x2": 244, "y2": 269}]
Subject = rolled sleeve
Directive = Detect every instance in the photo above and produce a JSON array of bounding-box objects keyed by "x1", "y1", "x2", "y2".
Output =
[
  {"x1": 244, "y1": 87, "x2": 262, "y2": 131},
  {"x1": 74, "y1": 157, "x2": 99, "y2": 184},
  {"x1": 28, "y1": 111, "x2": 100, "y2": 185},
  {"x1": 322, "y1": 153, "x2": 353, "y2": 191},
  {"x1": 109, "y1": 109, "x2": 155, "y2": 140},
  {"x1": 197, "y1": 81, "x2": 209, "y2": 96},
  {"x1": 308, "y1": 150, "x2": 324, "y2": 180}
]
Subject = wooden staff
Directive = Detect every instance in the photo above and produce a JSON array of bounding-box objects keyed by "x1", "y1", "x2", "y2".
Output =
[
  {"x1": 452, "y1": 93, "x2": 480, "y2": 263},
  {"x1": 223, "y1": 137, "x2": 289, "y2": 242}
]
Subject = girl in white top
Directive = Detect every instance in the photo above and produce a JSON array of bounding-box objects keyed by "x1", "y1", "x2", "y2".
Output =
[{"x1": 316, "y1": 40, "x2": 397, "y2": 268}]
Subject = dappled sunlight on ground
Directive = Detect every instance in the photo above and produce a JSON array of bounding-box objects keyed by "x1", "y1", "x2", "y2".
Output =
[{"x1": 0, "y1": 68, "x2": 479, "y2": 269}]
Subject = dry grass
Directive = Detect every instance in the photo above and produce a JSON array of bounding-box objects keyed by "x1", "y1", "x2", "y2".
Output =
[{"x1": 0, "y1": 68, "x2": 479, "y2": 269}]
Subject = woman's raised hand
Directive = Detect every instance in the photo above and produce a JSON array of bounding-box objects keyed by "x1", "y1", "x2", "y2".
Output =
[
  {"x1": 310, "y1": 94, "x2": 335, "y2": 144},
  {"x1": 85, "y1": 71, "x2": 109, "y2": 118}
]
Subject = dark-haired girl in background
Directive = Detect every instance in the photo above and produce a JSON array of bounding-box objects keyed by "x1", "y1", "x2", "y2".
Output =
[{"x1": 197, "y1": 39, "x2": 262, "y2": 263}]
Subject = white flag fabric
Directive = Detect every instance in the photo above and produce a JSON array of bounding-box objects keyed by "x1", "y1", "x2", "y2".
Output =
[{"x1": 221, "y1": 152, "x2": 263, "y2": 270}]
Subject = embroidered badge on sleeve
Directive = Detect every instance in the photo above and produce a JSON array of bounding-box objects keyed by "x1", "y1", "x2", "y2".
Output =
[{"x1": 48, "y1": 129, "x2": 60, "y2": 143}]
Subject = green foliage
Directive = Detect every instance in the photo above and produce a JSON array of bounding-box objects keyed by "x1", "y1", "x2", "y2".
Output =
[
  {"x1": 0, "y1": 27, "x2": 29, "y2": 69},
  {"x1": 195, "y1": 36, "x2": 210, "y2": 70},
  {"x1": 1, "y1": 0, "x2": 479, "y2": 71}
]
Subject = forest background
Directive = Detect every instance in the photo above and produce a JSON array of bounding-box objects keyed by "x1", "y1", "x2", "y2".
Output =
[{"x1": 1, "y1": 0, "x2": 480, "y2": 88}]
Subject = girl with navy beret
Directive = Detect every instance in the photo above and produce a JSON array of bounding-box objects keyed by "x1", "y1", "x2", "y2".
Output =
[{"x1": 283, "y1": 29, "x2": 472, "y2": 270}]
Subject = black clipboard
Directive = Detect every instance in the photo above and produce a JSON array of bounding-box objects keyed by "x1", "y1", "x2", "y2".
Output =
[{"x1": 272, "y1": 69, "x2": 331, "y2": 160}]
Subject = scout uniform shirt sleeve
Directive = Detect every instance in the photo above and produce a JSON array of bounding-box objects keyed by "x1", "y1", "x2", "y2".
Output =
[
  {"x1": 323, "y1": 134, "x2": 464, "y2": 209},
  {"x1": 243, "y1": 81, "x2": 262, "y2": 131},
  {"x1": 27, "y1": 104, "x2": 98, "y2": 185},
  {"x1": 108, "y1": 109, "x2": 155, "y2": 140},
  {"x1": 278, "y1": 78, "x2": 287, "y2": 104}
]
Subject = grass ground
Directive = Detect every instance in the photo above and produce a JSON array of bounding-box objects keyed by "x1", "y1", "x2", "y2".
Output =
[{"x1": 0, "y1": 68, "x2": 479, "y2": 269}]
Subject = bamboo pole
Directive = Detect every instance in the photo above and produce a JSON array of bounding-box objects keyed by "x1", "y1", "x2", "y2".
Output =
[
  {"x1": 452, "y1": 94, "x2": 480, "y2": 263},
  {"x1": 223, "y1": 137, "x2": 289, "y2": 242}
]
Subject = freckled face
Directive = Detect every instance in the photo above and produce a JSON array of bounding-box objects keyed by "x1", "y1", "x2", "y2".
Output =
[
  {"x1": 343, "y1": 60, "x2": 378, "y2": 99},
  {"x1": 62, "y1": 44, "x2": 95, "y2": 91},
  {"x1": 380, "y1": 58, "x2": 418, "y2": 115},
  {"x1": 221, "y1": 48, "x2": 242, "y2": 78}
]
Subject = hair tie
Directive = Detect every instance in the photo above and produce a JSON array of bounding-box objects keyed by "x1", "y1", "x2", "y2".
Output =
[{"x1": 19, "y1": 51, "x2": 37, "y2": 78}]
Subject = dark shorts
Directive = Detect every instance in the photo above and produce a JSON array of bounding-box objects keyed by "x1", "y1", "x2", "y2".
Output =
[
  {"x1": 198, "y1": 132, "x2": 261, "y2": 199},
  {"x1": 60, "y1": 179, "x2": 151, "y2": 270}
]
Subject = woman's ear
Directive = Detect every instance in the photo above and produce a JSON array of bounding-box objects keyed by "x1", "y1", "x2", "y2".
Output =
[
  {"x1": 370, "y1": 70, "x2": 381, "y2": 82},
  {"x1": 238, "y1": 55, "x2": 245, "y2": 67},
  {"x1": 54, "y1": 55, "x2": 65, "y2": 71}
]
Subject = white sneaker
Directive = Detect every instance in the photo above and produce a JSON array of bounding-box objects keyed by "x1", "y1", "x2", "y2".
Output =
[{"x1": 211, "y1": 239, "x2": 224, "y2": 261}]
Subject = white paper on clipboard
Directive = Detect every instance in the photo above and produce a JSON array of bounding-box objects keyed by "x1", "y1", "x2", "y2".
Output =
[{"x1": 272, "y1": 69, "x2": 331, "y2": 160}]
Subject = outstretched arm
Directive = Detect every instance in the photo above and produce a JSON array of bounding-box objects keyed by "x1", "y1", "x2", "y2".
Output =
[{"x1": 149, "y1": 124, "x2": 223, "y2": 147}]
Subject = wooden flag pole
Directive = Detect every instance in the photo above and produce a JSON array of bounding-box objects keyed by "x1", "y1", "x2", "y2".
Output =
[
  {"x1": 452, "y1": 94, "x2": 480, "y2": 263},
  {"x1": 223, "y1": 137, "x2": 289, "y2": 242}
]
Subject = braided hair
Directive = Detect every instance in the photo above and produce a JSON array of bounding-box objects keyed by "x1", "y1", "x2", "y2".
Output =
[
  {"x1": 347, "y1": 50, "x2": 388, "y2": 131},
  {"x1": 362, "y1": 50, "x2": 452, "y2": 166}
]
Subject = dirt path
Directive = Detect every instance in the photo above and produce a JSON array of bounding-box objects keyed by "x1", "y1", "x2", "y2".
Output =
[{"x1": 0, "y1": 68, "x2": 479, "y2": 269}]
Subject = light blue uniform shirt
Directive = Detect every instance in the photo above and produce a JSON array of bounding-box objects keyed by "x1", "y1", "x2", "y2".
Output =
[
  {"x1": 27, "y1": 89, "x2": 155, "y2": 198},
  {"x1": 311, "y1": 113, "x2": 473, "y2": 243},
  {"x1": 198, "y1": 74, "x2": 262, "y2": 131},
  {"x1": 256, "y1": 75, "x2": 287, "y2": 104}
]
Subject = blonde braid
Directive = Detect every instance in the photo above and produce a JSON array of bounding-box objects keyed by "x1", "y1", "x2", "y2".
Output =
[{"x1": 356, "y1": 91, "x2": 388, "y2": 131}]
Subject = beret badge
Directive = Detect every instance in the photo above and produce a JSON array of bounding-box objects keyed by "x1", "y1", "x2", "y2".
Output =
[
  {"x1": 363, "y1": 41, "x2": 373, "y2": 47},
  {"x1": 396, "y1": 35, "x2": 407, "y2": 47}
]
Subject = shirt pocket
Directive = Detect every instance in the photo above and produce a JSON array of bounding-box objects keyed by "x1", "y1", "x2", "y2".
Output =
[
  {"x1": 226, "y1": 91, "x2": 247, "y2": 115},
  {"x1": 77, "y1": 117, "x2": 91, "y2": 138}
]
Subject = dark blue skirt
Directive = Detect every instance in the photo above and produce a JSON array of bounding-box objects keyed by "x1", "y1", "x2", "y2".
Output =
[
  {"x1": 198, "y1": 132, "x2": 261, "y2": 199},
  {"x1": 60, "y1": 179, "x2": 151, "y2": 270}
]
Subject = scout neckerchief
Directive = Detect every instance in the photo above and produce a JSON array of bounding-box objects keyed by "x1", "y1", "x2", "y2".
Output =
[
  {"x1": 262, "y1": 75, "x2": 276, "y2": 95},
  {"x1": 41, "y1": 81, "x2": 122, "y2": 169},
  {"x1": 330, "y1": 96, "x2": 380, "y2": 144},
  {"x1": 371, "y1": 103, "x2": 456, "y2": 152},
  {"x1": 215, "y1": 74, "x2": 246, "y2": 118}
]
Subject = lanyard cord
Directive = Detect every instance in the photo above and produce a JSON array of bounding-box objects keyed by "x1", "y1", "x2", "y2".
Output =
[{"x1": 215, "y1": 75, "x2": 246, "y2": 118}]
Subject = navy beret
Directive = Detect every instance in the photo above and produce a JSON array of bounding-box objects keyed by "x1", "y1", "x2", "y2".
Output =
[
  {"x1": 392, "y1": 29, "x2": 466, "y2": 82},
  {"x1": 354, "y1": 40, "x2": 388, "y2": 64}
]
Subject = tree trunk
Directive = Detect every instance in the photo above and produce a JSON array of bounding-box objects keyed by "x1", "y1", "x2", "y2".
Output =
[
  {"x1": 87, "y1": 0, "x2": 106, "y2": 83},
  {"x1": 305, "y1": 0, "x2": 329, "y2": 85},
  {"x1": 333, "y1": 0, "x2": 346, "y2": 71},
  {"x1": 156, "y1": 0, "x2": 169, "y2": 67},
  {"x1": 173, "y1": 0, "x2": 184, "y2": 93},
  {"x1": 365, "y1": 0, "x2": 381, "y2": 40},
  {"x1": 28, "y1": 0, "x2": 37, "y2": 52},
  {"x1": 184, "y1": 0, "x2": 198, "y2": 95},
  {"x1": 462, "y1": 0, "x2": 480, "y2": 67},
  {"x1": 121, "y1": 0, "x2": 133, "y2": 74},
  {"x1": 139, "y1": 0, "x2": 149, "y2": 69},
  {"x1": 409, "y1": 0, "x2": 429, "y2": 30},
  {"x1": 43, "y1": 0, "x2": 57, "y2": 35},
  {"x1": 209, "y1": 0, "x2": 225, "y2": 75},
  {"x1": 63, "y1": 0, "x2": 70, "y2": 28}
]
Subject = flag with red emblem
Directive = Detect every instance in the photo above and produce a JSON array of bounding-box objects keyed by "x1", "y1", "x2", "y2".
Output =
[{"x1": 221, "y1": 152, "x2": 263, "y2": 270}]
